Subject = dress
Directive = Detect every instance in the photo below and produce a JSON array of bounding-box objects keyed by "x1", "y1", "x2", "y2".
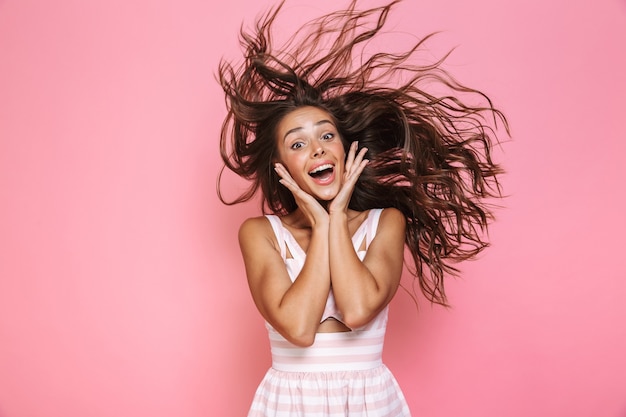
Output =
[{"x1": 247, "y1": 209, "x2": 412, "y2": 417}]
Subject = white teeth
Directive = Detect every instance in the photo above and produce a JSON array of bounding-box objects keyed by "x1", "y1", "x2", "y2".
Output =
[{"x1": 309, "y1": 164, "x2": 333, "y2": 174}]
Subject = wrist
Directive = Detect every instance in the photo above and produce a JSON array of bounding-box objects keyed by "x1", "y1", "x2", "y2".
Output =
[
  {"x1": 311, "y1": 216, "x2": 330, "y2": 230},
  {"x1": 328, "y1": 210, "x2": 349, "y2": 224}
]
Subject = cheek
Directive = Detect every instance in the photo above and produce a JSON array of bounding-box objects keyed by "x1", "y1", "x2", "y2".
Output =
[
  {"x1": 281, "y1": 155, "x2": 305, "y2": 176},
  {"x1": 333, "y1": 142, "x2": 346, "y2": 158},
  {"x1": 335, "y1": 148, "x2": 347, "y2": 163}
]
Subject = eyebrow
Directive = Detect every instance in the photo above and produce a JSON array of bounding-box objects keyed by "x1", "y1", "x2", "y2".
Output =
[{"x1": 283, "y1": 119, "x2": 335, "y2": 142}]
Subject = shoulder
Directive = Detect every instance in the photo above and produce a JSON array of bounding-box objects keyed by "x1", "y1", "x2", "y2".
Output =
[
  {"x1": 238, "y1": 215, "x2": 284, "y2": 253},
  {"x1": 371, "y1": 208, "x2": 405, "y2": 241},
  {"x1": 378, "y1": 207, "x2": 406, "y2": 228},
  {"x1": 238, "y1": 215, "x2": 273, "y2": 241}
]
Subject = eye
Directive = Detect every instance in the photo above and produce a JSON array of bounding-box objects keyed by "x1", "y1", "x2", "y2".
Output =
[
  {"x1": 321, "y1": 132, "x2": 334, "y2": 140},
  {"x1": 290, "y1": 141, "x2": 304, "y2": 150}
]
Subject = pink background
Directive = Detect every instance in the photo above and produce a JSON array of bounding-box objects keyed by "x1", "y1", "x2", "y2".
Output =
[{"x1": 1, "y1": 0, "x2": 625, "y2": 416}]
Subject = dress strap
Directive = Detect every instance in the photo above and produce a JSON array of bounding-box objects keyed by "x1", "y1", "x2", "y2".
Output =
[
  {"x1": 366, "y1": 208, "x2": 383, "y2": 247},
  {"x1": 352, "y1": 208, "x2": 384, "y2": 251},
  {"x1": 264, "y1": 215, "x2": 286, "y2": 260}
]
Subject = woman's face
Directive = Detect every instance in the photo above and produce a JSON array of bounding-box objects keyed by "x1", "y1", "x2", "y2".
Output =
[{"x1": 275, "y1": 106, "x2": 346, "y2": 201}]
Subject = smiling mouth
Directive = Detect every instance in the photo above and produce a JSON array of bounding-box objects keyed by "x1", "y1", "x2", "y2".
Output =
[{"x1": 308, "y1": 164, "x2": 334, "y2": 180}]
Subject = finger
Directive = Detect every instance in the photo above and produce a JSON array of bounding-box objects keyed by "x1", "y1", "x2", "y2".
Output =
[
  {"x1": 336, "y1": 158, "x2": 368, "y2": 202},
  {"x1": 344, "y1": 141, "x2": 358, "y2": 176},
  {"x1": 344, "y1": 158, "x2": 369, "y2": 187},
  {"x1": 346, "y1": 146, "x2": 368, "y2": 178},
  {"x1": 274, "y1": 164, "x2": 300, "y2": 191},
  {"x1": 274, "y1": 162, "x2": 289, "y2": 179},
  {"x1": 274, "y1": 163, "x2": 299, "y2": 186},
  {"x1": 353, "y1": 146, "x2": 368, "y2": 166},
  {"x1": 275, "y1": 163, "x2": 318, "y2": 200}
]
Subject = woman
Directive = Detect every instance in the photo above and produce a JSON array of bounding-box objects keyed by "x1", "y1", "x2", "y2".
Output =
[{"x1": 217, "y1": 1, "x2": 506, "y2": 415}]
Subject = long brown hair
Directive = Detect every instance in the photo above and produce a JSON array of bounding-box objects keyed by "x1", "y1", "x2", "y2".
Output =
[{"x1": 217, "y1": 0, "x2": 508, "y2": 306}]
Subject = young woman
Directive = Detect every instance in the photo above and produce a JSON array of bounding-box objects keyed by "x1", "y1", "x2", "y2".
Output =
[{"x1": 217, "y1": 1, "x2": 507, "y2": 415}]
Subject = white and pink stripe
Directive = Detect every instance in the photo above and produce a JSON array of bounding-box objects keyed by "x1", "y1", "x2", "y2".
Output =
[
  {"x1": 247, "y1": 364, "x2": 411, "y2": 417},
  {"x1": 268, "y1": 319, "x2": 386, "y2": 372}
]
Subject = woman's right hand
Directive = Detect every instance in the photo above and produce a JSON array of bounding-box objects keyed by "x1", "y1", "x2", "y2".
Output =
[
  {"x1": 329, "y1": 141, "x2": 368, "y2": 215},
  {"x1": 274, "y1": 162, "x2": 329, "y2": 227}
]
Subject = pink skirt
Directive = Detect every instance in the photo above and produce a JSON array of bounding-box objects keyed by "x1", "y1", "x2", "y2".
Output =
[
  {"x1": 247, "y1": 364, "x2": 411, "y2": 417},
  {"x1": 247, "y1": 330, "x2": 411, "y2": 417}
]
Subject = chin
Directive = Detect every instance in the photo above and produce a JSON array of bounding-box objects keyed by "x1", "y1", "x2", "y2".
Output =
[
  {"x1": 306, "y1": 181, "x2": 341, "y2": 202},
  {"x1": 315, "y1": 192, "x2": 339, "y2": 202}
]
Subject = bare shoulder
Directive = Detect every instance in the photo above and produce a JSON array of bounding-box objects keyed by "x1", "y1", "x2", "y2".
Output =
[
  {"x1": 362, "y1": 207, "x2": 406, "y2": 296},
  {"x1": 238, "y1": 215, "x2": 281, "y2": 256},
  {"x1": 239, "y1": 215, "x2": 269, "y2": 235},
  {"x1": 379, "y1": 207, "x2": 406, "y2": 230},
  {"x1": 366, "y1": 208, "x2": 405, "y2": 253}
]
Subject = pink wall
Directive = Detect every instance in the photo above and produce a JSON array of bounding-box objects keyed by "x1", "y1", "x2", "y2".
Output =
[{"x1": 1, "y1": 0, "x2": 625, "y2": 416}]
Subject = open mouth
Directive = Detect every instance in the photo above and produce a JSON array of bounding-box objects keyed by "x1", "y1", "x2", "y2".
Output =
[{"x1": 308, "y1": 164, "x2": 334, "y2": 181}]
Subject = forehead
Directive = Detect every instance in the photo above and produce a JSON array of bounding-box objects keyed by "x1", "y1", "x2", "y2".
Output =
[{"x1": 277, "y1": 106, "x2": 336, "y2": 134}]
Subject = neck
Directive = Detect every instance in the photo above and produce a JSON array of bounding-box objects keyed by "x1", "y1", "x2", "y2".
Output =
[{"x1": 285, "y1": 206, "x2": 360, "y2": 229}]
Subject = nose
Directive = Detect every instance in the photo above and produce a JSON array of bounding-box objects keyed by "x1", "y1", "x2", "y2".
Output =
[{"x1": 312, "y1": 140, "x2": 325, "y2": 158}]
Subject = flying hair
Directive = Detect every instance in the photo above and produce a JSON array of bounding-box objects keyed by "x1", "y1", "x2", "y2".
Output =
[{"x1": 217, "y1": 0, "x2": 509, "y2": 306}]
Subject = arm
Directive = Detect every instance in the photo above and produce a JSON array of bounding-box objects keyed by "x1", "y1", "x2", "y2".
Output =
[
  {"x1": 329, "y1": 208, "x2": 406, "y2": 329},
  {"x1": 324, "y1": 141, "x2": 404, "y2": 328},
  {"x1": 239, "y1": 216, "x2": 331, "y2": 347}
]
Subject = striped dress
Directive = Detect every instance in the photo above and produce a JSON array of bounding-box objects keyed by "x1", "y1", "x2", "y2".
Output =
[{"x1": 248, "y1": 209, "x2": 411, "y2": 417}]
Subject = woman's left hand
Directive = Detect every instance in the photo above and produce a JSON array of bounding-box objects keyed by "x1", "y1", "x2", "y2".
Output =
[{"x1": 329, "y1": 141, "x2": 369, "y2": 215}]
